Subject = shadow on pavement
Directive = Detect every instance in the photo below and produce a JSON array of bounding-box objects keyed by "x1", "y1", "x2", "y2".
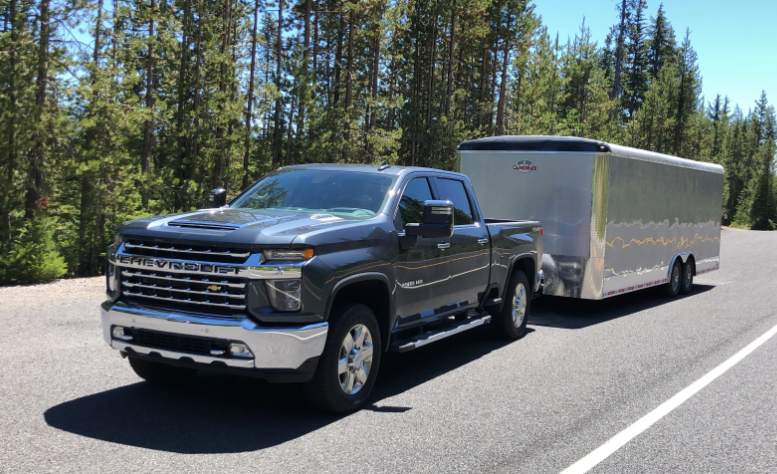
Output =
[
  {"x1": 44, "y1": 325, "x2": 520, "y2": 454},
  {"x1": 530, "y1": 284, "x2": 715, "y2": 329}
]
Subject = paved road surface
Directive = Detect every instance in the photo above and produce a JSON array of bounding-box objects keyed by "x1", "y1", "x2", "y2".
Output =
[{"x1": 2, "y1": 229, "x2": 776, "y2": 473}]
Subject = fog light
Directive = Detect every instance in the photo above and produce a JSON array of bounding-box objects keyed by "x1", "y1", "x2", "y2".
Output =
[
  {"x1": 229, "y1": 343, "x2": 254, "y2": 358},
  {"x1": 112, "y1": 326, "x2": 132, "y2": 341},
  {"x1": 266, "y1": 280, "x2": 302, "y2": 312}
]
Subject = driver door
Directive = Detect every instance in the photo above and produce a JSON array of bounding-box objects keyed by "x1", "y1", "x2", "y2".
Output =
[{"x1": 393, "y1": 177, "x2": 452, "y2": 329}]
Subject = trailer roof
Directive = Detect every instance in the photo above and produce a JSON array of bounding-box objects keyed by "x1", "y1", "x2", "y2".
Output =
[
  {"x1": 458, "y1": 135, "x2": 724, "y2": 174},
  {"x1": 458, "y1": 136, "x2": 610, "y2": 153}
]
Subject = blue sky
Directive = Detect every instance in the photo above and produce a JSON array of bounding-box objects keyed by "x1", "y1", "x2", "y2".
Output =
[{"x1": 532, "y1": 0, "x2": 776, "y2": 115}]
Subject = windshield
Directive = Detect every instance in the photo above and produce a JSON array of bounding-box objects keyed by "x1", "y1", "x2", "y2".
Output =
[{"x1": 231, "y1": 168, "x2": 397, "y2": 219}]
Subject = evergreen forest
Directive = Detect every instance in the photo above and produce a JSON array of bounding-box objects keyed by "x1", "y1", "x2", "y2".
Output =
[{"x1": 1, "y1": 0, "x2": 776, "y2": 284}]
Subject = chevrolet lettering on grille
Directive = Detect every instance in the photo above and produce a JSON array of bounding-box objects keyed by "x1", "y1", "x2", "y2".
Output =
[{"x1": 116, "y1": 255, "x2": 242, "y2": 275}]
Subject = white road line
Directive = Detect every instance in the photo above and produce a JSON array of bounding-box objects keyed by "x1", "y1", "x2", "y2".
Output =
[{"x1": 560, "y1": 322, "x2": 777, "y2": 474}]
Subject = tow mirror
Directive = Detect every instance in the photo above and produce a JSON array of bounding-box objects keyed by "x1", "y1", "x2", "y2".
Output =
[
  {"x1": 209, "y1": 188, "x2": 227, "y2": 208},
  {"x1": 404, "y1": 200, "x2": 454, "y2": 239}
]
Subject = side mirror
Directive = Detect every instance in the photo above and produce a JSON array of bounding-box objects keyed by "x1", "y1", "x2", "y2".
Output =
[
  {"x1": 404, "y1": 200, "x2": 454, "y2": 239},
  {"x1": 209, "y1": 188, "x2": 227, "y2": 208}
]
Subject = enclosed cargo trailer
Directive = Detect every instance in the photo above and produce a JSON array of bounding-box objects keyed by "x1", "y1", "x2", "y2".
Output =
[{"x1": 458, "y1": 136, "x2": 724, "y2": 300}]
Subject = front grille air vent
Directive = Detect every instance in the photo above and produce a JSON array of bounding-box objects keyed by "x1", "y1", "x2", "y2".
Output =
[
  {"x1": 167, "y1": 221, "x2": 240, "y2": 231},
  {"x1": 123, "y1": 239, "x2": 250, "y2": 264},
  {"x1": 121, "y1": 268, "x2": 248, "y2": 316},
  {"x1": 134, "y1": 329, "x2": 228, "y2": 356}
]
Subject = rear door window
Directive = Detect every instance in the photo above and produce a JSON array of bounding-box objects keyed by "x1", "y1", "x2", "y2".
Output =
[
  {"x1": 435, "y1": 178, "x2": 476, "y2": 226},
  {"x1": 395, "y1": 177, "x2": 434, "y2": 230}
]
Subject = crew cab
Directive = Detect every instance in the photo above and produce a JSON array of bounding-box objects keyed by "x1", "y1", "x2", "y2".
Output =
[{"x1": 102, "y1": 164, "x2": 543, "y2": 412}]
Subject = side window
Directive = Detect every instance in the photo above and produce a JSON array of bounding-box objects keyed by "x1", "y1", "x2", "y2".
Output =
[
  {"x1": 435, "y1": 178, "x2": 475, "y2": 226},
  {"x1": 395, "y1": 177, "x2": 434, "y2": 230}
]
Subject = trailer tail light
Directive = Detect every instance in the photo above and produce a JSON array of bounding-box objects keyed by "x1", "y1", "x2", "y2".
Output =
[{"x1": 532, "y1": 226, "x2": 544, "y2": 235}]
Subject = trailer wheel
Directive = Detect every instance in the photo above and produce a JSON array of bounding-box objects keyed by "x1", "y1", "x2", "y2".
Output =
[
  {"x1": 490, "y1": 270, "x2": 530, "y2": 340},
  {"x1": 664, "y1": 260, "x2": 682, "y2": 298},
  {"x1": 680, "y1": 259, "x2": 694, "y2": 294},
  {"x1": 304, "y1": 303, "x2": 381, "y2": 414}
]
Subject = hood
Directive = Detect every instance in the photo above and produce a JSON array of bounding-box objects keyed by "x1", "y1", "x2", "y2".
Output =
[{"x1": 119, "y1": 208, "x2": 370, "y2": 246}]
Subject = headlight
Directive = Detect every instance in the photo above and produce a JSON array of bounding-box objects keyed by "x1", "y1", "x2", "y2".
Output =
[
  {"x1": 263, "y1": 249, "x2": 314, "y2": 260},
  {"x1": 266, "y1": 280, "x2": 302, "y2": 312},
  {"x1": 113, "y1": 233, "x2": 123, "y2": 246}
]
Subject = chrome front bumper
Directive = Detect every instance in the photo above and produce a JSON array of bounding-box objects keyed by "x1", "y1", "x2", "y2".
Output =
[{"x1": 101, "y1": 302, "x2": 328, "y2": 370}]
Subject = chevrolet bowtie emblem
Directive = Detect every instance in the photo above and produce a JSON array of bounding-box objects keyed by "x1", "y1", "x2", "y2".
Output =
[{"x1": 206, "y1": 285, "x2": 221, "y2": 292}]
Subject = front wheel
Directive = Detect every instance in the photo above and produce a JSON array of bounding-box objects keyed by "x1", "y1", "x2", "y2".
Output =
[
  {"x1": 489, "y1": 270, "x2": 530, "y2": 340},
  {"x1": 304, "y1": 303, "x2": 382, "y2": 414}
]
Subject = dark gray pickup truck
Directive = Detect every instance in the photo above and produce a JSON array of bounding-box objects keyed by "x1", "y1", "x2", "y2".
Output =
[{"x1": 102, "y1": 164, "x2": 543, "y2": 412}]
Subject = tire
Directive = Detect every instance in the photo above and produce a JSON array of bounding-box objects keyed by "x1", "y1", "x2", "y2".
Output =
[
  {"x1": 680, "y1": 259, "x2": 694, "y2": 295},
  {"x1": 664, "y1": 259, "x2": 682, "y2": 298},
  {"x1": 489, "y1": 270, "x2": 530, "y2": 340},
  {"x1": 128, "y1": 356, "x2": 197, "y2": 383},
  {"x1": 304, "y1": 303, "x2": 382, "y2": 414}
]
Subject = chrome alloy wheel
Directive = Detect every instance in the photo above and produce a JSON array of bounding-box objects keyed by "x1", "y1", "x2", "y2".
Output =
[
  {"x1": 671, "y1": 265, "x2": 681, "y2": 293},
  {"x1": 512, "y1": 282, "x2": 528, "y2": 328},
  {"x1": 338, "y1": 324, "x2": 374, "y2": 395}
]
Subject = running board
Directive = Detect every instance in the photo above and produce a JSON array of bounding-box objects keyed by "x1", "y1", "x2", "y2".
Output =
[{"x1": 391, "y1": 315, "x2": 492, "y2": 353}]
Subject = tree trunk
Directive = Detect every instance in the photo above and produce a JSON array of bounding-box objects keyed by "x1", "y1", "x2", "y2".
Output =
[
  {"x1": 243, "y1": 0, "x2": 259, "y2": 189},
  {"x1": 496, "y1": 39, "x2": 510, "y2": 135},
  {"x1": 78, "y1": 0, "x2": 104, "y2": 275},
  {"x1": 2, "y1": 0, "x2": 18, "y2": 238},
  {"x1": 674, "y1": 72, "x2": 686, "y2": 155},
  {"x1": 214, "y1": 0, "x2": 232, "y2": 189},
  {"x1": 342, "y1": 11, "x2": 354, "y2": 163},
  {"x1": 445, "y1": 9, "x2": 456, "y2": 116},
  {"x1": 141, "y1": 0, "x2": 155, "y2": 181},
  {"x1": 426, "y1": 12, "x2": 438, "y2": 135},
  {"x1": 312, "y1": 2, "x2": 319, "y2": 98},
  {"x1": 24, "y1": 0, "x2": 51, "y2": 220},
  {"x1": 176, "y1": 0, "x2": 191, "y2": 192},
  {"x1": 190, "y1": 5, "x2": 203, "y2": 183},
  {"x1": 369, "y1": 28, "x2": 380, "y2": 135},
  {"x1": 333, "y1": 10, "x2": 344, "y2": 106},
  {"x1": 611, "y1": 0, "x2": 627, "y2": 102},
  {"x1": 272, "y1": 0, "x2": 283, "y2": 166}
]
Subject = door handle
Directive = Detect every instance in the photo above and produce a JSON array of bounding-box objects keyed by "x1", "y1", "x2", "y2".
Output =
[
  {"x1": 477, "y1": 238, "x2": 489, "y2": 244},
  {"x1": 438, "y1": 243, "x2": 451, "y2": 249}
]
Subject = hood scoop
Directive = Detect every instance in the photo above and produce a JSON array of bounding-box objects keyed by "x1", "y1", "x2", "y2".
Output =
[{"x1": 167, "y1": 220, "x2": 240, "y2": 231}]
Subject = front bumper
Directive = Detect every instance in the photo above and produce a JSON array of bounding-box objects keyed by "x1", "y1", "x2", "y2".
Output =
[{"x1": 101, "y1": 301, "x2": 328, "y2": 375}]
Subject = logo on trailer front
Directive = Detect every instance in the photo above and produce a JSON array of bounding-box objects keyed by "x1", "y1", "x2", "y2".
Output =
[{"x1": 513, "y1": 160, "x2": 537, "y2": 172}]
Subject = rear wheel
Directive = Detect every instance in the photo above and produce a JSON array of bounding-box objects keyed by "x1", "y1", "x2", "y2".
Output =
[
  {"x1": 489, "y1": 270, "x2": 530, "y2": 340},
  {"x1": 664, "y1": 260, "x2": 682, "y2": 298},
  {"x1": 304, "y1": 303, "x2": 382, "y2": 414},
  {"x1": 680, "y1": 259, "x2": 694, "y2": 294},
  {"x1": 128, "y1": 357, "x2": 197, "y2": 383}
]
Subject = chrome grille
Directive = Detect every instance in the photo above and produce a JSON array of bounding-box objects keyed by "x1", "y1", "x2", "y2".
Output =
[
  {"x1": 121, "y1": 268, "x2": 248, "y2": 316},
  {"x1": 122, "y1": 239, "x2": 251, "y2": 264}
]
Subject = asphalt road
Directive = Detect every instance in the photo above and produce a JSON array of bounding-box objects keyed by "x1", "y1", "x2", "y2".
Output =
[{"x1": 2, "y1": 229, "x2": 776, "y2": 474}]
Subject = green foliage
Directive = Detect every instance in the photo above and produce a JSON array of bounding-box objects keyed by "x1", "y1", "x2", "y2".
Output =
[
  {"x1": 0, "y1": 217, "x2": 68, "y2": 285},
  {"x1": 0, "y1": 0, "x2": 775, "y2": 285}
]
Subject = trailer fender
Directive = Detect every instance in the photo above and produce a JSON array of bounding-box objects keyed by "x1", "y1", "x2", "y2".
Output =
[{"x1": 667, "y1": 253, "x2": 692, "y2": 279}]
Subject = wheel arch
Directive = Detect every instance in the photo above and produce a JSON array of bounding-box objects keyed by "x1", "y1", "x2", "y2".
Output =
[
  {"x1": 494, "y1": 254, "x2": 536, "y2": 313},
  {"x1": 668, "y1": 252, "x2": 694, "y2": 278},
  {"x1": 504, "y1": 254, "x2": 537, "y2": 297},
  {"x1": 327, "y1": 273, "x2": 393, "y2": 353}
]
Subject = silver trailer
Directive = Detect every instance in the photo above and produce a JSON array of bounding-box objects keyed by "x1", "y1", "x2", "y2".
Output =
[{"x1": 458, "y1": 136, "x2": 724, "y2": 300}]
